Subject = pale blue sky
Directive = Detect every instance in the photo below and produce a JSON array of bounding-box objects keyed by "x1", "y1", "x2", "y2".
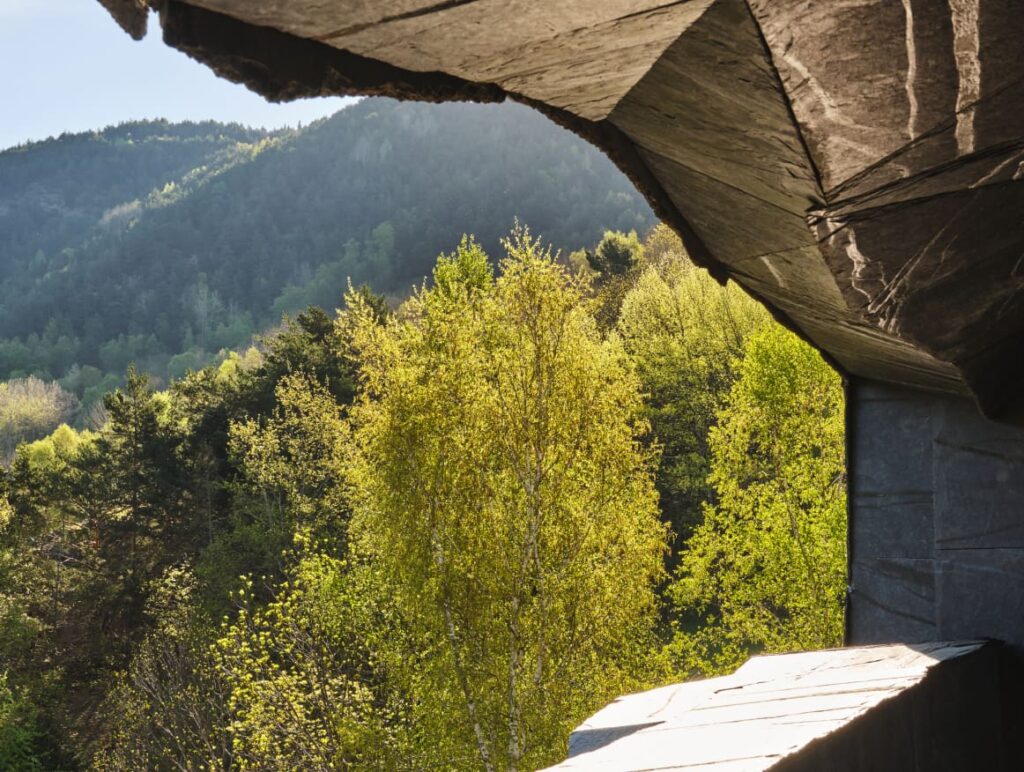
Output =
[{"x1": 0, "y1": 0, "x2": 354, "y2": 151}]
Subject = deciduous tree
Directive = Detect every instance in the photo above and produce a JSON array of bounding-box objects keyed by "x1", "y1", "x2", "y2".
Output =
[
  {"x1": 669, "y1": 326, "x2": 846, "y2": 675},
  {"x1": 617, "y1": 230, "x2": 768, "y2": 553},
  {"x1": 347, "y1": 231, "x2": 667, "y2": 770}
]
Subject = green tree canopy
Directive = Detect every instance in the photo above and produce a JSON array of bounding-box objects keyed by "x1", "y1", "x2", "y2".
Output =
[
  {"x1": 585, "y1": 229, "x2": 644, "y2": 277},
  {"x1": 0, "y1": 377, "x2": 79, "y2": 463},
  {"x1": 346, "y1": 231, "x2": 667, "y2": 770},
  {"x1": 668, "y1": 325, "x2": 846, "y2": 675},
  {"x1": 617, "y1": 230, "x2": 769, "y2": 552}
]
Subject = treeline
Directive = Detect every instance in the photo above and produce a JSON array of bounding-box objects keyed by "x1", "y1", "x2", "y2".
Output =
[
  {"x1": 0, "y1": 100, "x2": 653, "y2": 404},
  {"x1": 0, "y1": 225, "x2": 845, "y2": 769}
]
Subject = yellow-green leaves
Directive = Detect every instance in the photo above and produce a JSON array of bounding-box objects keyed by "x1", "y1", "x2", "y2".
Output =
[
  {"x1": 212, "y1": 557, "x2": 399, "y2": 770},
  {"x1": 617, "y1": 238, "x2": 769, "y2": 549},
  {"x1": 230, "y1": 373, "x2": 352, "y2": 545},
  {"x1": 0, "y1": 672, "x2": 40, "y2": 771},
  {"x1": 346, "y1": 228, "x2": 666, "y2": 771},
  {"x1": 669, "y1": 326, "x2": 846, "y2": 675}
]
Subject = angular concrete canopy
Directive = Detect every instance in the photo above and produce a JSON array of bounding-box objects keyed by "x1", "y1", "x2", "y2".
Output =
[{"x1": 102, "y1": 0, "x2": 1024, "y2": 419}]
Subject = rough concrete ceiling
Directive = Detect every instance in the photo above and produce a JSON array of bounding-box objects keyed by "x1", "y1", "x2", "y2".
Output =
[{"x1": 101, "y1": 0, "x2": 1024, "y2": 419}]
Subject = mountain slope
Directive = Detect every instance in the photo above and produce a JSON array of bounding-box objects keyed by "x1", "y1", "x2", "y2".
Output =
[
  {"x1": 0, "y1": 98, "x2": 654, "y2": 394},
  {"x1": 0, "y1": 120, "x2": 273, "y2": 280}
]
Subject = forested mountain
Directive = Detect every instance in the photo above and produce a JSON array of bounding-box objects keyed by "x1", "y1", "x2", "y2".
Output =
[
  {"x1": 0, "y1": 98, "x2": 653, "y2": 401},
  {"x1": 0, "y1": 94, "x2": 849, "y2": 770},
  {"x1": 0, "y1": 120, "x2": 272, "y2": 272}
]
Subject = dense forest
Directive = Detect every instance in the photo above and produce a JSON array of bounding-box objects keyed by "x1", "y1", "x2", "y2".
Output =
[
  {"x1": 0, "y1": 97, "x2": 846, "y2": 769},
  {"x1": 0, "y1": 217, "x2": 846, "y2": 769},
  {"x1": 0, "y1": 99, "x2": 653, "y2": 407}
]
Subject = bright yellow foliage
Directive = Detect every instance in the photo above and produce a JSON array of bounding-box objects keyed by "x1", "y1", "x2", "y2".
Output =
[{"x1": 346, "y1": 229, "x2": 667, "y2": 771}]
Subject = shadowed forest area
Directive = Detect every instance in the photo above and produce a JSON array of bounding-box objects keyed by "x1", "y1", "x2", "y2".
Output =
[{"x1": 0, "y1": 100, "x2": 846, "y2": 770}]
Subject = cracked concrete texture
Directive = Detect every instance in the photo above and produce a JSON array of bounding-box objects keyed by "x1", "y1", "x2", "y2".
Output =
[{"x1": 100, "y1": 0, "x2": 1024, "y2": 418}]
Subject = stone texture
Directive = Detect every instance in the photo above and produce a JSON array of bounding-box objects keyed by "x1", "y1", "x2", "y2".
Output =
[
  {"x1": 185, "y1": 0, "x2": 712, "y2": 121},
  {"x1": 813, "y1": 182, "x2": 1024, "y2": 368},
  {"x1": 544, "y1": 642, "x2": 1007, "y2": 771},
  {"x1": 98, "y1": 0, "x2": 148, "y2": 40},
  {"x1": 748, "y1": 0, "x2": 956, "y2": 193},
  {"x1": 608, "y1": 0, "x2": 822, "y2": 219}
]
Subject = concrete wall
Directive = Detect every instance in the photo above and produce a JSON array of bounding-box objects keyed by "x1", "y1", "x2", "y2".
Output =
[{"x1": 847, "y1": 379, "x2": 1024, "y2": 652}]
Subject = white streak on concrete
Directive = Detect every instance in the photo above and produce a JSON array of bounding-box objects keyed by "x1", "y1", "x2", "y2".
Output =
[
  {"x1": 949, "y1": 0, "x2": 981, "y2": 155},
  {"x1": 781, "y1": 45, "x2": 874, "y2": 134},
  {"x1": 828, "y1": 135, "x2": 882, "y2": 170},
  {"x1": 902, "y1": 0, "x2": 919, "y2": 140},
  {"x1": 869, "y1": 202, "x2": 971, "y2": 334},
  {"x1": 845, "y1": 229, "x2": 876, "y2": 305},
  {"x1": 760, "y1": 255, "x2": 786, "y2": 289},
  {"x1": 970, "y1": 150, "x2": 1024, "y2": 188}
]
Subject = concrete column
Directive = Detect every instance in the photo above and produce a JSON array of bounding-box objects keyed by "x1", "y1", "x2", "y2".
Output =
[{"x1": 847, "y1": 378, "x2": 1024, "y2": 653}]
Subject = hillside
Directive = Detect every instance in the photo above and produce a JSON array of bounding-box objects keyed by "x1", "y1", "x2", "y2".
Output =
[{"x1": 0, "y1": 98, "x2": 654, "y2": 401}]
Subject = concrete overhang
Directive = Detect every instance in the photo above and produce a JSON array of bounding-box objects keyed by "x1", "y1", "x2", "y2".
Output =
[{"x1": 99, "y1": 0, "x2": 1024, "y2": 419}]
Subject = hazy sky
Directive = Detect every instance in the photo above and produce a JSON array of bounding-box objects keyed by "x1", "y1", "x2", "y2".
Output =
[{"x1": 0, "y1": 0, "x2": 354, "y2": 151}]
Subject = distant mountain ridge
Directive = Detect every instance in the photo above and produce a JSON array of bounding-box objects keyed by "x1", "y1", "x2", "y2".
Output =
[
  {"x1": 0, "y1": 98, "x2": 654, "y2": 402},
  {"x1": 0, "y1": 120, "x2": 274, "y2": 271}
]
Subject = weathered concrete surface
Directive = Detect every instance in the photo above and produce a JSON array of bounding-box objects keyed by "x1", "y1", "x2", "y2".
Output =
[
  {"x1": 99, "y1": 0, "x2": 1024, "y2": 418},
  {"x1": 543, "y1": 642, "x2": 1010, "y2": 771},
  {"x1": 848, "y1": 379, "x2": 1024, "y2": 653}
]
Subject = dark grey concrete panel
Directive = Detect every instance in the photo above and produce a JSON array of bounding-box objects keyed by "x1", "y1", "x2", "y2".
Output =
[
  {"x1": 937, "y1": 550, "x2": 1024, "y2": 653},
  {"x1": 849, "y1": 380, "x2": 935, "y2": 562},
  {"x1": 850, "y1": 389, "x2": 933, "y2": 496},
  {"x1": 849, "y1": 379, "x2": 1024, "y2": 656},
  {"x1": 849, "y1": 558, "x2": 937, "y2": 645},
  {"x1": 934, "y1": 400, "x2": 1024, "y2": 550},
  {"x1": 853, "y1": 492, "x2": 933, "y2": 559}
]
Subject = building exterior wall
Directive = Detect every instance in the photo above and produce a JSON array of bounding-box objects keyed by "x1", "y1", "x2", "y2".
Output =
[{"x1": 847, "y1": 379, "x2": 1024, "y2": 653}]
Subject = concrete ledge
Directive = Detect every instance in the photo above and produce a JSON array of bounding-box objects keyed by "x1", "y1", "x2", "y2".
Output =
[{"x1": 546, "y1": 641, "x2": 1008, "y2": 771}]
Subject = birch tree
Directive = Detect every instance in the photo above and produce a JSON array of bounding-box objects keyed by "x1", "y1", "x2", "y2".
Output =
[{"x1": 347, "y1": 231, "x2": 666, "y2": 771}]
